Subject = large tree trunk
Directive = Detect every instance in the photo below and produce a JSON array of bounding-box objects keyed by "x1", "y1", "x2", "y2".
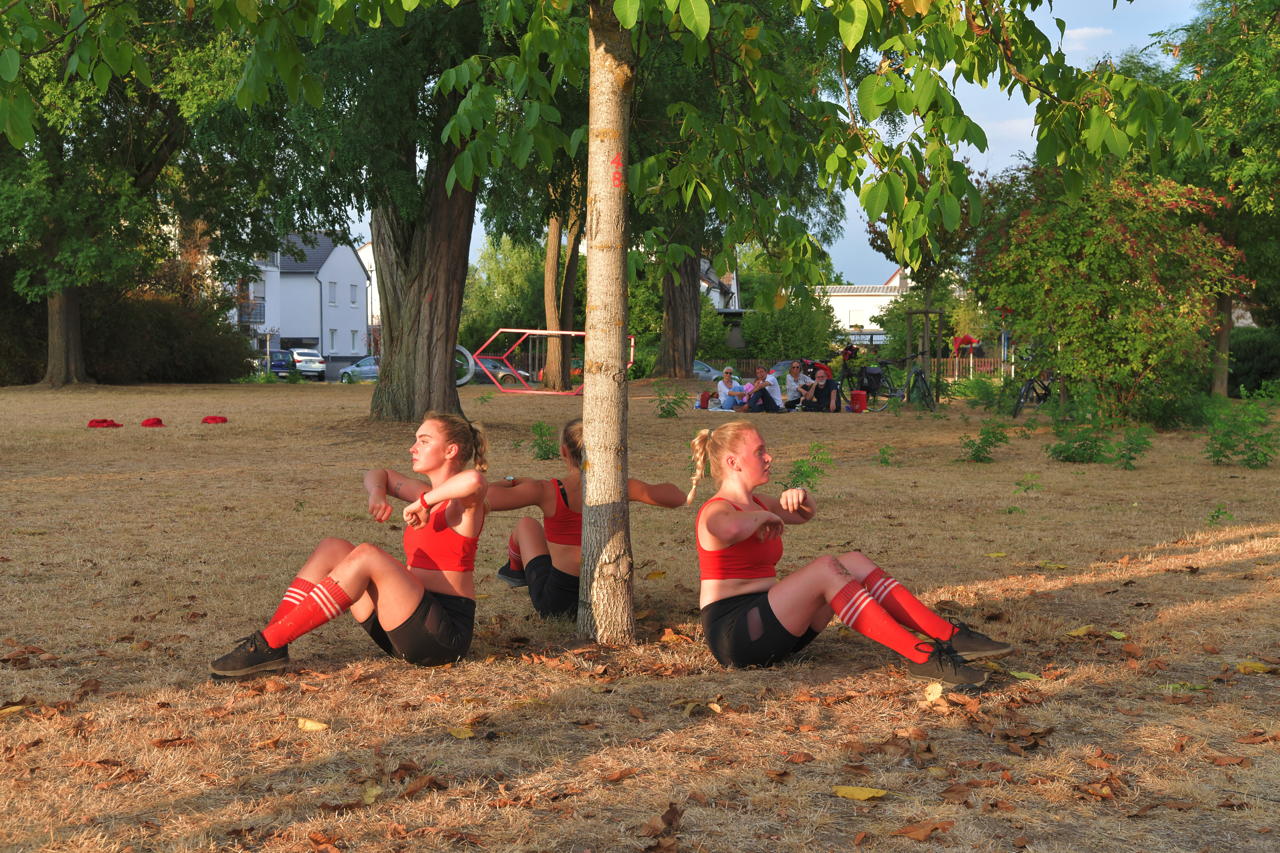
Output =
[
  {"x1": 654, "y1": 254, "x2": 702, "y2": 377},
  {"x1": 578, "y1": 2, "x2": 636, "y2": 644},
  {"x1": 1211, "y1": 291, "x2": 1231, "y2": 397},
  {"x1": 41, "y1": 287, "x2": 92, "y2": 387},
  {"x1": 370, "y1": 145, "x2": 477, "y2": 420}
]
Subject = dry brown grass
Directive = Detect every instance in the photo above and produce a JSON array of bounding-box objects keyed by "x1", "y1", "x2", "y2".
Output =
[{"x1": 1, "y1": 381, "x2": 1278, "y2": 852}]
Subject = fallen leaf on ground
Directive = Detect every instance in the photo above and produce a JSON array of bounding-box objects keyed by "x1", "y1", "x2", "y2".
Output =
[
  {"x1": 784, "y1": 751, "x2": 815, "y2": 764},
  {"x1": 1065, "y1": 625, "x2": 1093, "y2": 637},
  {"x1": 150, "y1": 736, "x2": 195, "y2": 748},
  {"x1": 1107, "y1": 631, "x2": 1128, "y2": 640},
  {"x1": 938, "y1": 783, "x2": 972, "y2": 804},
  {"x1": 644, "y1": 571, "x2": 666, "y2": 580},
  {"x1": 922, "y1": 682, "x2": 943, "y2": 702},
  {"x1": 984, "y1": 552, "x2": 1007, "y2": 558},
  {"x1": 446, "y1": 726, "x2": 474, "y2": 739},
  {"x1": 297, "y1": 718, "x2": 329, "y2": 732},
  {"x1": 1009, "y1": 671, "x2": 1042, "y2": 681},
  {"x1": 833, "y1": 785, "x2": 887, "y2": 800},
  {"x1": 892, "y1": 820, "x2": 954, "y2": 842},
  {"x1": 1235, "y1": 661, "x2": 1274, "y2": 674},
  {"x1": 603, "y1": 767, "x2": 638, "y2": 783}
]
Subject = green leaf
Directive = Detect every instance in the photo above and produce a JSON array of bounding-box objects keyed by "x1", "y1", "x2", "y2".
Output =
[
  {"x1": 301, "y1": 74, "x2": 323, "y2": 108},
  {"x1": 836, "y1": 0, "x2": 869, "y2": 52},
  {"x1": 940, "y1": 192, "x2": 960, "y2": 230},
  {"x1": 0, "y1": 48, "x2": 17, "y2": 84},
  {"x1": 861, "y1": 179, "x2": 888, "y2": 222},
  {"x1": 857, "y1": 74, "x2": 888, "y2": 122},
  {"x1": 92, "y1": 61, "x2": 112, "y2": 93},
  {"x1": 679, "y1": 0, "x2": 711, "y2": 40},
  {"x1": 567, "y1": 125, "x2": 586, "y2": 158},
  {"x1": 883, "y1": 171, "x2": 905, "y2": 214},
  {"x1": 235, "y1": 0, "x2": 259, "y2": 23},
  {"x1": 614, "y1": 0, "x2": 640, "y2": 29},
  {"x1": 1104, "y1": 125, "x2": 1129, "y2": 158}
]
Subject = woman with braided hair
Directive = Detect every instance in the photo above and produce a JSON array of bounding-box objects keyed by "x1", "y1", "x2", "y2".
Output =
[
  {"x1": 210, "y1": 413, "x2": 489, "y2": 677},
  {"x1": 688, "y1": 421, "x2": 1010, "y2": 685}
]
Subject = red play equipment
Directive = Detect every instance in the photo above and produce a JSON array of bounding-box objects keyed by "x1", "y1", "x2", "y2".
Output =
[{"x1": 472, "y1": 329, "x2": 635, "y2": 396}]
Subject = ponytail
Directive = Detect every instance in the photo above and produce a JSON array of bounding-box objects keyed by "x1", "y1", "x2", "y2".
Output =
[{"x1": 687, "y1": 421, "x2": 758, "y2": 504}]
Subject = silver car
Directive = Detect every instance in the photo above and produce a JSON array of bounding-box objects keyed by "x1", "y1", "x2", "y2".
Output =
[
  {"x1": 339, "y1": 355, "x2": 379, "y2": 383},
  {"x1": 288, "y1": 348, "x2": 327, "y2": 381}
]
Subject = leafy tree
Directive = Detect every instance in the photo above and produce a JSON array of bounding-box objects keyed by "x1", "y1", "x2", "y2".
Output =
[
  {"x1": 971, "y1": 164, "x2": 1248, "y2": 416},
  {"x1": 457, "y1": 236, "x2": 545, "y2": 352}
]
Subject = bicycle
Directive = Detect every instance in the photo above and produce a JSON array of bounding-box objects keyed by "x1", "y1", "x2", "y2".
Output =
[
  {"x1": 862, "y1": 354, "x2": 936, "y2": 412},
  {"x1": 1012, "y1": 370, "x2": 1054, "y2": 417}
]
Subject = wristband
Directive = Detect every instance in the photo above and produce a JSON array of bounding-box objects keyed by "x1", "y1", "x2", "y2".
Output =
[{"x1": 420, "y1": 493, "x2": 430, "y2": 510}]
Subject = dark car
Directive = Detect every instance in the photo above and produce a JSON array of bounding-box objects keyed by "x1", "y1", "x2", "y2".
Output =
[
  {"x1": 476, "y1": 356, "x2": 531, "y2": 386},
  {"x1": 267, "y1": 349, "x2": 295, "y2": 377}
]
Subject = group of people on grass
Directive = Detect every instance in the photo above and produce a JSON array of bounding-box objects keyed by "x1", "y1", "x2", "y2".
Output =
[
  {"x1": 714, "y1": 361, "x2": 841, "y2": 413},
  {"x1": 212, "y1": 414, "x2": 1009, "y2": 687}
]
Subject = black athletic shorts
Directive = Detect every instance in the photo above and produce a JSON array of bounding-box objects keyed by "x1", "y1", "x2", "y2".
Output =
[
  {"x1": 359, "y1": 589, "x2": 475, "y2": 666},
  {"x1": 700, "y1": 591, "x2": 819, "y2": 668},
  {"x1": 525, "y1": 553, "x2": 579, "y2": 619}
]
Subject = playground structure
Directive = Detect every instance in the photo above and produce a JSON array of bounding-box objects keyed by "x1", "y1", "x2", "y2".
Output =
[{"x1": 469, "y1": 329, "x2": 636, "y2": 395}]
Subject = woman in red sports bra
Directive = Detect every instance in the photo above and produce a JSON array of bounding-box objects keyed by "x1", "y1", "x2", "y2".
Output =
[
  {"x1": 487, "y1": 418, "x2": 685, "y2": 618},
  {"x1": 689, "y1": 421, "x2": 1010, "y2": 686},
  {"x1": 209, "y1": 413, "x2": 489, "y2": 678}
]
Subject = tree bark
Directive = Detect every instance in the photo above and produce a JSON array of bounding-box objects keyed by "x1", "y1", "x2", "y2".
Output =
[
  {"x1": 370, "y1": 144, "x2": 477, "y2": 421},
  {"x1": 578, "y1": 2, "x2": 636, "y2": 644},
  {"x1": 543, "y1": 214, "x2": 568, "y2": 390},
  {"x1": 41, "y1": 287, "x2": 92, "y2": 387},
  {"x1": 1211, "y1": 291, "x2": 1231, "y2": 397},
  {"x1": 654, "y1": 253, "x2": 702, "y2": 377}
]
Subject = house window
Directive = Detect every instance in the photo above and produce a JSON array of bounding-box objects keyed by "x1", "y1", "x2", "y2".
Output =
[
  {"x1": 329, "y1": 329, "x2": 337, "y2": 350},
  {"x1": 328, "y1": 282, "x2": 337, "y2": 305},
  {"x1": 350, "y1": 284, "x2": 358, "y2": 305},
  {"x1": 351, "y1": 330, "x2": 358, "y2": 351}
]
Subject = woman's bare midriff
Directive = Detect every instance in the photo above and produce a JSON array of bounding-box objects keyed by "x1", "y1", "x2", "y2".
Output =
[
  {"x1": 548, "y1": 541, "x2": 582, "y2": 577},
  {"x1": 410, "y1": 566, "x2": 475, "y2": 600},
  {"x1": 700, "y1": 576, "x2": 776, "y2": 609}
]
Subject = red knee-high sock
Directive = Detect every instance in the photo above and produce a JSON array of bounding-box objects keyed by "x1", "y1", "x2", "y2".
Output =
[
  {"x1": 267, "y1": 577, "x2": 317, "y2": 625},
  {"x1": 863, "y1": 568, "x2": 956, "y2": 640},
  {"x1": 507, "y1": 531, "x2": 524, "y2": 572},
  {"x1": 830, "y1": 581, "x2": 931, "y2": 663},
  {"x1": 261, "y1": 578, "x2": 353, "y2": 648}
]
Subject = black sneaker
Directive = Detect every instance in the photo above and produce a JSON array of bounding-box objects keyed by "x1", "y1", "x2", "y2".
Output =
[
  {"x1": 906, "y1": 640, "x2": 988, "y2": 687},
  {"x1": 497, "y1": 561, "x2": 527, "y2": 588},
  {"x1": 209, "y1": 632, "x2": 288, "y2": 678},
  {"x1": 946, "y1": 621, "x2": 1013, "y2": 661}
]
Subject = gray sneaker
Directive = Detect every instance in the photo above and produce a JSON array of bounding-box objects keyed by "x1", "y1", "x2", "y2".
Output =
[
  {"x1": 946, "y1": 621, "x2": 1013, "y2": 661},
  {"x1": 210, "y1": 632, "x2": 288, "y2": 678},
  {"x1": 906, "y1": 640, "x2": 988, "y2": 686},
  {"x1": 497, "y1": 561, "x2": 528, "y2": 588}
]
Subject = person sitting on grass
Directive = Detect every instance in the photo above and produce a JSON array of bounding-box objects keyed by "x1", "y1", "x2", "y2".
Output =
[
  {"x1": 686, "y1": 421, "x2": 1010, "y2": 686},
  {"x1": 746, "y1": 365, "x2": 784, "y2": 413},
  {"x1": 716, "y1": 366, "x2": 748, "y2": 412},
  {"x1": 209, "y1": 413, "x2": 488, "y2": 678},
  {"x1": 488, "y1": 417, "x2": 686, "y2": 619},
  {"x1": 783, "y1": 360, "x2": 817, "y2": 411}
]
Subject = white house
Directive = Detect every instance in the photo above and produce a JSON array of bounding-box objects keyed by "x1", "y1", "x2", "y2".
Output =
[
  {"x1": 816, "y1": 267, "x2": 911, "y2": 343},
  {"x1": 237, "y1": 234, "x2": 371, "y2": 367},
  {"x1": 356, "y1": 240, "x2": 380, "y2": 328}
]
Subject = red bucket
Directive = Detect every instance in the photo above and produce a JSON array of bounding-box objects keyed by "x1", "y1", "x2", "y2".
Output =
[{"x1": 850, "y1": 390, "x2": 867, "y2": 413}]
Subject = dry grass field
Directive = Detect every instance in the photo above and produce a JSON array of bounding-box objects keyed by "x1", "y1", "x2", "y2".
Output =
[{"x1": 1, "y1": 381, "x2": 1278, "y2": 852}]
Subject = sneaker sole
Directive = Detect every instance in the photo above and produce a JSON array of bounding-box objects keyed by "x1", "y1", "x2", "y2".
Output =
[
  {"x1": 208, "y1": 658, "x2": 289, "y2": 678},
  {"x1": 498, "y1": 573, "x2": 528, "y2": 588},
  {"x1": 906, "y1": 667, "x2": 989, "y2": 688},
  {"x1": 954, "y1": 646, "x2": 1014, "y2": 662}
]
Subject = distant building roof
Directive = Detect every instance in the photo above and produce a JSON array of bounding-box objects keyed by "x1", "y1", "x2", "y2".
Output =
[
  {"x1": 279, "y1": 234, "x2": 340, "y2": 273},
  {"x1": 820, "y1": 284, "x2": 902, "y2": 296}
]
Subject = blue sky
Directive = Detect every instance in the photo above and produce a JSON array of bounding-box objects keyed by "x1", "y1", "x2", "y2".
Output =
[{"x1": 354, "y1": 1, "x2": 1203, "y2": 283}]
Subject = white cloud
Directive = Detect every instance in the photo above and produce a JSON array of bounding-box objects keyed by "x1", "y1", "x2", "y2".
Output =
[{"x1": 1063, "y1": 26, "x2": 1114, "y2": 52}]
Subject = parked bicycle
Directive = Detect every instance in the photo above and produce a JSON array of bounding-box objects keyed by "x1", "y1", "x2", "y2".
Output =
[
  {"x1": 861, "y1": 354, "x2": 936, "y2": 412},
  {"x1": 1012, "y1": 369, "x2": 1054, "y2": 417}
]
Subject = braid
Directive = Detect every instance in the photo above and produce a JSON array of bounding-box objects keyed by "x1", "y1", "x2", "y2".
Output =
[
  {"x1": 469, "y1": 421, "x2": 489, "y2": 473},
  {"x1": 687, "y1": 429, "x2": 712, "y2": 505}
]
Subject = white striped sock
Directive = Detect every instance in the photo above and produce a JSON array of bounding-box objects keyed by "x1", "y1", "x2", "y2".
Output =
[
  {"x1": 868, "y1": 575, "x2": 898, "y2": 601},
  {"x1": 838, "y1": 590, "x2": 872, "y2": 627},
  {"x1": 311, "y1": 583, "x2": 343, "y2": 619}
]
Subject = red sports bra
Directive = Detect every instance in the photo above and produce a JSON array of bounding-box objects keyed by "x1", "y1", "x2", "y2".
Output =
[
  {"x1": 696, "y1": 496, "x2": 783, "y2": 581},
  {"x1": 403, "y1": 500, "x2": 479, "y2": 572},
  {"x1": 543, "y1": 478, "x2": 583, "y2": 547}
]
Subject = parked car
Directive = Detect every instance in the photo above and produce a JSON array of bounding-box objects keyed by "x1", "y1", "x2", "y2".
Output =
[
  {"x1": 476, "y1": 356, "x2": 531, "y2": 386},
  {"x1": 288, "y1": 348, "x2": 327, "y2": 381},
  {"x1": 339, "y1": 355, "x2": 379, "y2": 383},
  {"x1": 267, "y1": 349, "x2": 295, "y2": 377},
  {"x1": 691, "y1": 359, "x2": 719, "y2": 381}
]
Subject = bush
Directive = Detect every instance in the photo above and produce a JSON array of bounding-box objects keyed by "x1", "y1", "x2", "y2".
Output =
[
  {"x1": 952, "y1": 375, "x2": 1019, "y2": 415},
  {"x1": 959, "y1": 420, "x2": 1010, "y2": 462},
  {"x1": 652, "y1": 381, "x2": 689, "y2": 418},
  {"x1": 1204, "y1": 397, "x2": 1276, "y2": 469},
  {"x1": 1229, "y1": 326, "x2": 1280, "y2": 397},
  {"x1": 629, "y1": 345, "x2": 658, "y2": 380}
]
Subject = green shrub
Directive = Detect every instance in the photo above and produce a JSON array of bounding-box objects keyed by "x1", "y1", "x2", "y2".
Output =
[
  {"x1": 652, "y1": 381, "x2": 690, "y2": 418},
  {"x1": 1110, "y1": 426, "x2": 1154, "y2": 470},
  {"x1": 1045, "y1": 420, "x2": 1112, "y2": 464},
  {"x1": 952, "y1": 375, "x2": 1019, "y2": 415},
  {"x1": 1204, "y1": 398, "x2": 1276, "y2": 468},
  {"x1": 959, "y1": 420, "x2": 1010, "y2": 462},
  {"x1": 782, "y1": 442, "x2": 832, "y2": 490},
  {"x1": 876, "y1": 445, "x2": 897, "y2": 466},
  {"x1": 1229, "y1": 326, "x2": 1280, "y2": 397},
  {"x1": 530, "y1": 421, "x2": 559, "y2": 460},
  {"x1": 629, "y1": 345, "x2": 658, "y2": 380}
]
